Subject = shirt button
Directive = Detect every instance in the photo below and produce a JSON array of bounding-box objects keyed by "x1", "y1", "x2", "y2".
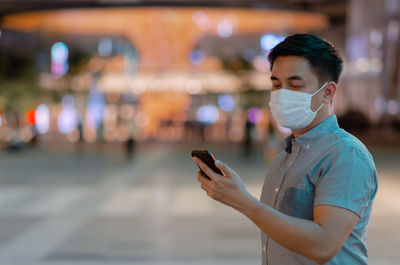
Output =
[
  {"x1": 275, "y1": 188, "x2": 279, "y2": 192},
  {"x1": 306, "y1": 144, "x2": 310, "y2": 149},
  {"x1": 263, "y1": 246, "x2": 266, "y2": 252}
]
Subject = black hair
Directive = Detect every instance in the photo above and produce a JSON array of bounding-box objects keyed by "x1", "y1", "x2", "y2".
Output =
[{"x1": 267, "y1": 34, "x2": 343, "y2": 84}]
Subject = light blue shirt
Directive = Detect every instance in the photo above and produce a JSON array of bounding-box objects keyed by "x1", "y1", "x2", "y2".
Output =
[{"x1": 260, "y1": 114, "x2": 378, "y2": 265}]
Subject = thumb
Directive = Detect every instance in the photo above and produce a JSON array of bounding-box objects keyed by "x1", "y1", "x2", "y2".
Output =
[{"x1": 215, "y1": 160, "x2": 233, "y2": 177}]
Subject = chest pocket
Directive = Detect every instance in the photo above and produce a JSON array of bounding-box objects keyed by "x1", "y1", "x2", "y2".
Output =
[{"x1": 278, "y1": 187, "x2": 314, "y2": 220}]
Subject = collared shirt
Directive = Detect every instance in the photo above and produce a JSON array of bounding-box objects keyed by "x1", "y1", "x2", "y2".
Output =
[{"x1": 260, "y1": 114, "x2": 378, "y2": 265}]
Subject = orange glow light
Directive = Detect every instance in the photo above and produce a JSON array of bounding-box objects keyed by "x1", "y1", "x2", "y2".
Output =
[{"x1": 26, "y1": 109, "x2": 36, "y2": 125}]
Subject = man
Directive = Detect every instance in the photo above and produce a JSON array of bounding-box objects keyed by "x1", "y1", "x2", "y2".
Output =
[{"x1": 192, "y1": 34, "x2": 378, "y2": 265}]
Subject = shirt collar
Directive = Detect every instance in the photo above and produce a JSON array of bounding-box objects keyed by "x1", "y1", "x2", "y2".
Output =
[{"x1": 284, "y1": 114, "x2": 339, "y2": 154}]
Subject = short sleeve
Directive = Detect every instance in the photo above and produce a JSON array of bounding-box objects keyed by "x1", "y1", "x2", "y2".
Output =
[{"x1": 313, "y1": 146, "x2": 378, "y2": 217}]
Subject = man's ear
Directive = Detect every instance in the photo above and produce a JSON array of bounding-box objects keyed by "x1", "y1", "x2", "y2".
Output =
[{"x1": 324, "y1": 82, "x2": 337, "y2": 104}]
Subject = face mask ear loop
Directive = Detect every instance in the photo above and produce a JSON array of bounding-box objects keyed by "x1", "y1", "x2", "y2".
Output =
[
  {"x1": 311, "y1": 82, "x2": 329, "y2": 96},
  {"x1": 311, "y1": 82, "x2": 329, "y2": 113},
  {"x1": 313, "y1": 102, "x2": 325, "y2": 113}
]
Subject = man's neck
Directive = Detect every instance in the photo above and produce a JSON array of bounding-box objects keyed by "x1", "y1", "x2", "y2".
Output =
[{"x1": 292, "y1": 110, "x2": 332, "y2": 138}]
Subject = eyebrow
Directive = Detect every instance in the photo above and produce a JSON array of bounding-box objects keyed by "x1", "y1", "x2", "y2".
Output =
[{"x1": 270, "y1": 75, "x2": 305, "y2": 81}]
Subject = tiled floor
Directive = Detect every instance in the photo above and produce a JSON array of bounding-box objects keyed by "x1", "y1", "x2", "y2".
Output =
[{"x1": 0, "y1": 142, "x2": 399, "y2": 265}]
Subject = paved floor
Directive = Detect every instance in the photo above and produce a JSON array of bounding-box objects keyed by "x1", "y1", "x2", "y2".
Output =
[{"x1": 0, "y1": 141, "x2": 399, "y2": 265}]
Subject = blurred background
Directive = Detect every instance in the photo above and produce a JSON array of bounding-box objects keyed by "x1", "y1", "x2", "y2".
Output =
[{"x1": 0, "y1": 0, "x2": 399, "y2": 265}]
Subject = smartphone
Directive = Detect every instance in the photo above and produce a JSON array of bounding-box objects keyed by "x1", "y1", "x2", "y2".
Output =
[{"x1": 191, "y1": 150, "x2": 223, "y2": 180}]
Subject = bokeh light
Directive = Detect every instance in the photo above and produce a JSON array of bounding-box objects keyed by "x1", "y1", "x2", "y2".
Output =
[
  {"x1": 192, "y1": 11, "x2": 208, "y2": 29},
  {"x1": 185, "y1": 79, "x2": 202, "y2": 94},
  {"x1": 86, "y1": 92, "x2": 106, "y2": 129},
  {"x1": 218, "y1": 93, "x2": 235, "y2": 112},
  {"x1": 260, "y1": 34, "x2": 285, "y2": 51},
  {"x1": 190, "y1": 50, "x2": 205, "y2": 65},
  {"x1": 248, "y1": 107, "x2": 263, "y2": 124},
  {"x1": 51, "y1": 42, "x2": 69, "y2": 64},
  {"x1": 35, "y1": 104, "x2": 50, "y2": 134},
  {"x1": 58, "y1": 95, "x2": 77, "y2": 134},
  {"x1": 26, "y1": 110, "x2": 36, "y2": 125},
  {"x1": 51, "y1": 41, "x2": 69, "y2": 76},
  {"x1": 217, "y1": 19, "x2": 233, "y2": 38},
  {"x1": 98, "y1": 38, "x2": 113, "y2": 57},
  {"x1": 196, "y1": 105, "x2": 220, "y2": 124}
]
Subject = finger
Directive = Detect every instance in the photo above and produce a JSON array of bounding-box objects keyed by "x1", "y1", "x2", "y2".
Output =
[
  {"x1": 215, "y1": 160, "x2": 234, "y2": 178},
  {"x1": 198, "y1": 172, "x2": 214, "y2": 192},
  {"x1": 200, "y1": 183, "x2": 209, "y2": 192},
  {"x1": 206, "y1": 190, "x2": 214, "y2": 198},
  {"x1": 192, "y1": 157, "x2": 218, "y2": 181},
  {"x1": 200, "y1": 177, "x2": 213, "y2": 193},
  {"x1": 197, "y1": 171, "x2": 209, "y2": 183}
]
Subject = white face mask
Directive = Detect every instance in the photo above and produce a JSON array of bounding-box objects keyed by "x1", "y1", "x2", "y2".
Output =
[{"x1": 269, "y1": 82, "x2": 328, "y2": 130}]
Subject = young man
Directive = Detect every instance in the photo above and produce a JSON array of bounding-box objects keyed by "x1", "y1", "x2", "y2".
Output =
[{"x1": 192, "y1": 34, "x2": 378, "y2": 265}]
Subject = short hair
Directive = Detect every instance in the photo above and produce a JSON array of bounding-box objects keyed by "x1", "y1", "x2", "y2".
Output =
[{"x1": 267, "y1": 34, "x2": 343, "y2": 84}]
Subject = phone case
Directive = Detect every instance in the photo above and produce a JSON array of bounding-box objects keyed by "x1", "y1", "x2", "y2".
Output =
[{"x1": 191, "y1": 150, "x2": 223, "y2": 179}]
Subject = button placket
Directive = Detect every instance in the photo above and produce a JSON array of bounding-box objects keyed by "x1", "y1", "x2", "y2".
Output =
[{"x1": 264, "y1": 152, "x2": 292, "y2": 265}]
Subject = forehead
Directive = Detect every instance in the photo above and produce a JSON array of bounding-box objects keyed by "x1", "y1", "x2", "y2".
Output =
[{"x1": 271, "y1": 56, "x2": 316, "y2": 81}]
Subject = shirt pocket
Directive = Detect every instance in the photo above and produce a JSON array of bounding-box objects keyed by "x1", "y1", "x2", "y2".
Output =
[{"x1": 278, "y1": 186, "x2": 314, "y2": 220}]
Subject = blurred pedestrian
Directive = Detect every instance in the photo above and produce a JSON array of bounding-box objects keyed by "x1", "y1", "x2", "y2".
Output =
[
  {"x1": 125, "y1": 119, "x2": 137, "y2": 160},
  {"x1": 243, "y1": 115, "x2": 254, "y2": 159}
]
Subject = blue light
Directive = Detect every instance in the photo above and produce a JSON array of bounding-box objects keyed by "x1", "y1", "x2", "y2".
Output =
[
  {"x1": 51, "y1": 42, "x2": 69, "y2": 64},
  {"x1": 51, "y1": 41, "x2": 69, "y2": 76},
  {"x1": 218, "y1": 94, "x2": 235, "y2": 112},
  {"x1": 98, "y1": 38, "x2": 113, "y2": 57},
  {"x1": 86, "y1": 92, "x2": 105, "y2": 130},
  {"x1": 260, "y1": 34, "x2": 285, "y2": 51},
  {"x1": 58, "y1": 95, "x2": 77, "y2": 134},
  {"x1": 196, "y1": 105, "x2": 220, "y2": 124},
  {"x1": 190, "y1": 50, "x2": 205, "y2": 65},
  {"x1": 58, "y1": 106, "x2": 77, "y2": 134}
]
